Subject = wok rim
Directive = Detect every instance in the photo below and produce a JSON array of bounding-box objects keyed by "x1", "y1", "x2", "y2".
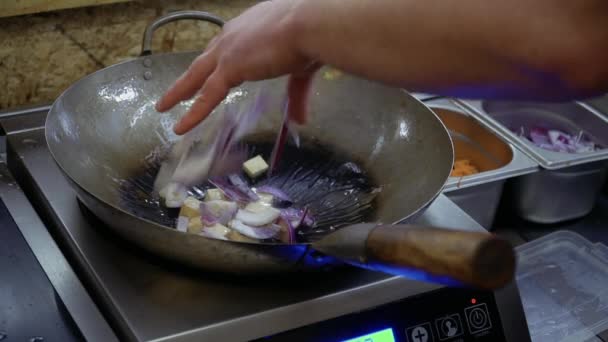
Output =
[{"x1": 44, "y1": 51, "x2": 454, "y2": 247}]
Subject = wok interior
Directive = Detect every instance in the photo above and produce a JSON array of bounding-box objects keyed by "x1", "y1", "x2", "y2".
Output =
[{"x1": 46, "y1": 51, "x2": 453, "y2": 232}]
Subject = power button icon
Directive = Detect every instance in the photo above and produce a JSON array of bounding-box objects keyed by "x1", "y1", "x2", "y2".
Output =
[{"x1": 464, "y1": 303, "x2": 492, "y2": 334}]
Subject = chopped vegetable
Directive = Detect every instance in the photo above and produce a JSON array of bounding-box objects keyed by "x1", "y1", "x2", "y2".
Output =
[
  {"x1": 204, "y1": 188, "x2": 225, "y2": 201},
  {"x1": 179, "y1": 196, "x2": 202, "y2": 218},
  {"x1": 256, "y1": 192, "x2": 274, "y2": 205},
  {"x1": 245, "y1": 201, "x2": 272, "y2": 213},
  {"x1": 514, "y1": 126, "x2": 600, "y2": 154},
  {"x1": 199, "y1": 202, "x2": 219, "y2": 226},
  {"x1": 176, "y1": 216, "x2": 189, "y2": 232},
  {"x1": 203, "y1": 200, "x2": 238, "y2": 219},
  {"x1": 209, "y1": 176, "x2": 259, "y2": 202},
  {"x1": 228, "y1": 220, "x2": 281, "y2": 239},
  {"x1": 451, "y1": 159, "x2": 480, "y2": 177},
  {"x1": 243, "y1": 155, "x2": 269, "y2": 178},
  {"x1": 235, "y1": 207, "x2": 281, "y2": 226},
  {"x1": 228, "y1": 174, "x2": 259, "y2": 201},
  {"x1": 187, "y1": 217, "x2": 204, "y2": 234},
  {"x1": 257, "y1": 185, "x2": 291, "y2": 202},
  {"x1": 160, "y1": 182, "x2": 188, "y2": 208},
  {"x1": 201, "y1": 223, "x2": 231, "y2": 240},
  {"x1": 280, "y1": 207, "x2": 314, "y2": 228},
  {"x1": 226, "y1": 230, "x2": 258, "y2": 243},
  {"x1": 277, "y1": 218, "x2": 295, "y2": 244}
]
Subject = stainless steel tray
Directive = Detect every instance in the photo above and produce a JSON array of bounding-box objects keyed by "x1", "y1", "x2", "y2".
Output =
[
  {"x1": 427, "y1": 98, "x2": 538, "y2": 191},
  {"x1": 457, "y1": 100, "x2": 608, "y2": 170}
]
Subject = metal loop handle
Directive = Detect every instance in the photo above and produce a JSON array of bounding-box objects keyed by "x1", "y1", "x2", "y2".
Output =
[{"x1": 141, "y1": 10, "x2": 225, "y2": 56}]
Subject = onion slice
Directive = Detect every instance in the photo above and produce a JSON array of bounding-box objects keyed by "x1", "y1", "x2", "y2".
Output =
[
  {"x1": 235, "y1": 207, "x2": 281, "y2": 227},
  {"x1": 257, "y1": 185, "x2": 291, "y2": 202},
  {"x1": 229, "y1": 220, "x2": 280, "y2": 239},
  {"x1": 176, "y1": 216, "x2": 189, "y2": 232}
]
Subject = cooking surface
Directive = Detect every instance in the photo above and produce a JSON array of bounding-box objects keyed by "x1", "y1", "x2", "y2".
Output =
[
  {"x1": 4, "y1": 111, "x2": 489, "y2": 341},
  {"x1": 0, "y1": 198, "x2": 82, "y2": 341}
]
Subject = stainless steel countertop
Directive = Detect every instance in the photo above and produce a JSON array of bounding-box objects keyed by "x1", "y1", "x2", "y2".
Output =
[{"x1": 0, "y1": 153, "x2": 117, "y2": 341}]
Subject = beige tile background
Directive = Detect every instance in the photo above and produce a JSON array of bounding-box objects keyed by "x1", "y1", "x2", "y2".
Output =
[{"x1": 0, "y1": 0, "x2": 256, "y2": 110}]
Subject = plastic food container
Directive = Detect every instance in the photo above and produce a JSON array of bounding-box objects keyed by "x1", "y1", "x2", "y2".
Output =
[
  {"x1": 427, "y1": 98, "x2": 538, "y2": 228},
  {"x1": 584, "y1": 95, "x2": 608, "y2": 195},
  {"x1": 459, "y1": 100, "x2": 608, "y2": 223},
  {"x1": 516, "y1": 230, "x2": 608, "y2": 342}
]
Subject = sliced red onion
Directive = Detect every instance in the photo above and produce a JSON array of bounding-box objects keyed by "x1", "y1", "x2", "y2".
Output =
[
  {"x1": 297, "y1": 207, "x2": 310, "y2": 228},
  {"x1": 176, "y1": 216, "x2": 189, "y2": 232},
  {"x1": 257, "y1": 185, "x2": 292, "y2": 202},
  {"x1": 228, "y1": 174, "x2": 259, "y2": 201},
  {"x1": 209, "y1": 178, "x2": 250, "y2": 202},
  {"x1": 200, "y1": 225, "x2": 229, "y2": 240},
  {"x1": 282, "y1": 218, "x2": 295, "y2": 244},
  {"x1": 199, "y1": 202, "x2": 219, "y2": 226},
  {"x1": 517, "y1": 126, "x2": 599, "y2": 154},
  {"x1": 203, "y1": 200, "x2": 238, "y2": 219},
  {"x1": 235, "y1": 207, "x2": 281, "y2": 227},
  {"x1": 280, "y1": 207, "x2": 314, "y2": 229},
  {"x1": 216, "y1": 204, "x2": 238, "y2": 225},
  {"x1": 229, "y1": 220, "x2": 281, "y2": 239}
]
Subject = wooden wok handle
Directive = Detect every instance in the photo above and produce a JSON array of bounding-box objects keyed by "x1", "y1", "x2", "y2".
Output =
[{"x1": 313, "y1": 223, "x2": 516, "y2": 290}]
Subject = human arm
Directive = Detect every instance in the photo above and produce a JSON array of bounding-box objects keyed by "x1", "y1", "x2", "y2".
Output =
[{"x1": 157, "y1": 0, "x2": 608, "y2": 134}]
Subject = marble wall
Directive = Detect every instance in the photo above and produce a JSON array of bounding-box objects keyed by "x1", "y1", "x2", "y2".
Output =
[{"x1": 0, "y1": 0, "x2": 257, "y2": 110}]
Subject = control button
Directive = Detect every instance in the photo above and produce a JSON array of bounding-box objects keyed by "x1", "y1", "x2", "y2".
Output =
[
  {"x1": 435, "y1": 314, "x2": 463, "y2": 340},
  {"x1": 406, "y1": 323, "x2": 434, "y2": 342},
  {"x1": 464, "y1": 303, "x2": 492, "y2": 334}
]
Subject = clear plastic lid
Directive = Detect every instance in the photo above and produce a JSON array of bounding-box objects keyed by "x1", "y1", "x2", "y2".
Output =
[{"x1": 516, "y1": 231, "x2": 608, "y2": 342}]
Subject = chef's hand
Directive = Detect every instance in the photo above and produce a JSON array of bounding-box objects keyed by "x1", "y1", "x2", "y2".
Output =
[{"x1": 155, "y1": 0, "x2": 318, "y2": 135}]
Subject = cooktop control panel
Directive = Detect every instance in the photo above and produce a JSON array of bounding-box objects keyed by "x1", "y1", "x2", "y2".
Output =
[{"x1": 259, "y1": 287, "x2": 507, "y2": 342}]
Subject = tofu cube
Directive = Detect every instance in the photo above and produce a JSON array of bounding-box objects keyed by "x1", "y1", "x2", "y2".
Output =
[
  {"x1": 179, "y1": 196, "x2": 201, "y2": 218},
  {"x1": 204, "y1": 188, "x2": 225, "y2": 201},
  {"x1": 187, "y1": 217, "x2": 204, "y2": 234},
  {"x1": 226, "y1": 230, "x2": 258, "y2": 243},
  {"x1": 243, "y1": 155, "x2": 269, "y2": 178},
  {"x1": 204, "y1": 223, "x2": 231, "y2": 237},
  {"x1": 257, "y1": 193, "x2": 274, "y2": 204}
]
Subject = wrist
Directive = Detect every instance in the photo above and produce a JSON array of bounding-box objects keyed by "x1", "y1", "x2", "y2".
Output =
[{"x1": 282, "y1": 0, "x2": 318, "y2": 60}]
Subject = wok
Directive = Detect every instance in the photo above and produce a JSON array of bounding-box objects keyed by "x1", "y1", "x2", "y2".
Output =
[{"x1": 45, "y1": 11, "x2": 515, "y2": 289}]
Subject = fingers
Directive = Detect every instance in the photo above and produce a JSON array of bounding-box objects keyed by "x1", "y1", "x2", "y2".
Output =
[
  {"x1": 173, "y1": 71, "x2": 231, "y2": 135},
  {"x1": 156, "y1": 52, "x2": 217, "y2": 112},
  {"x1": 287, "y1": 65, "x2": 320, "y2": 124}
]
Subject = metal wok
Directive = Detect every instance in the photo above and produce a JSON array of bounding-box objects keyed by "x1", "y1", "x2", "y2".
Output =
[{"x1": 45, "y1": 11, "x2": 515, "y2": 289}]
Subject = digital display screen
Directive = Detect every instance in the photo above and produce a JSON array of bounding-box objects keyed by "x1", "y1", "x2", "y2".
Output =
[{"x1": 341, "y1": 328, "x2": 396, "y2": 342}]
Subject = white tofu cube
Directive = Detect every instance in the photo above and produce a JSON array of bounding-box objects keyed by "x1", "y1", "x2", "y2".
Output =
[
  {"x1": 187, "y1": 217, "x2": 203, "y2": 234},
  {"x1": 204, "y1": 188, "x2": 225, "y2": 201},
  {"x1": 203, "y1": 223, "x2": 231, "y2": 238},
  {"x1": 243, "y1": 155, "x2": 269, "y2": 178},
  {"x1": 179, "y1": 196, "x2": 201, "y2": 218},
  {"x1": 257, "y1": 193, "x2": 274, "y2": 204}
]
